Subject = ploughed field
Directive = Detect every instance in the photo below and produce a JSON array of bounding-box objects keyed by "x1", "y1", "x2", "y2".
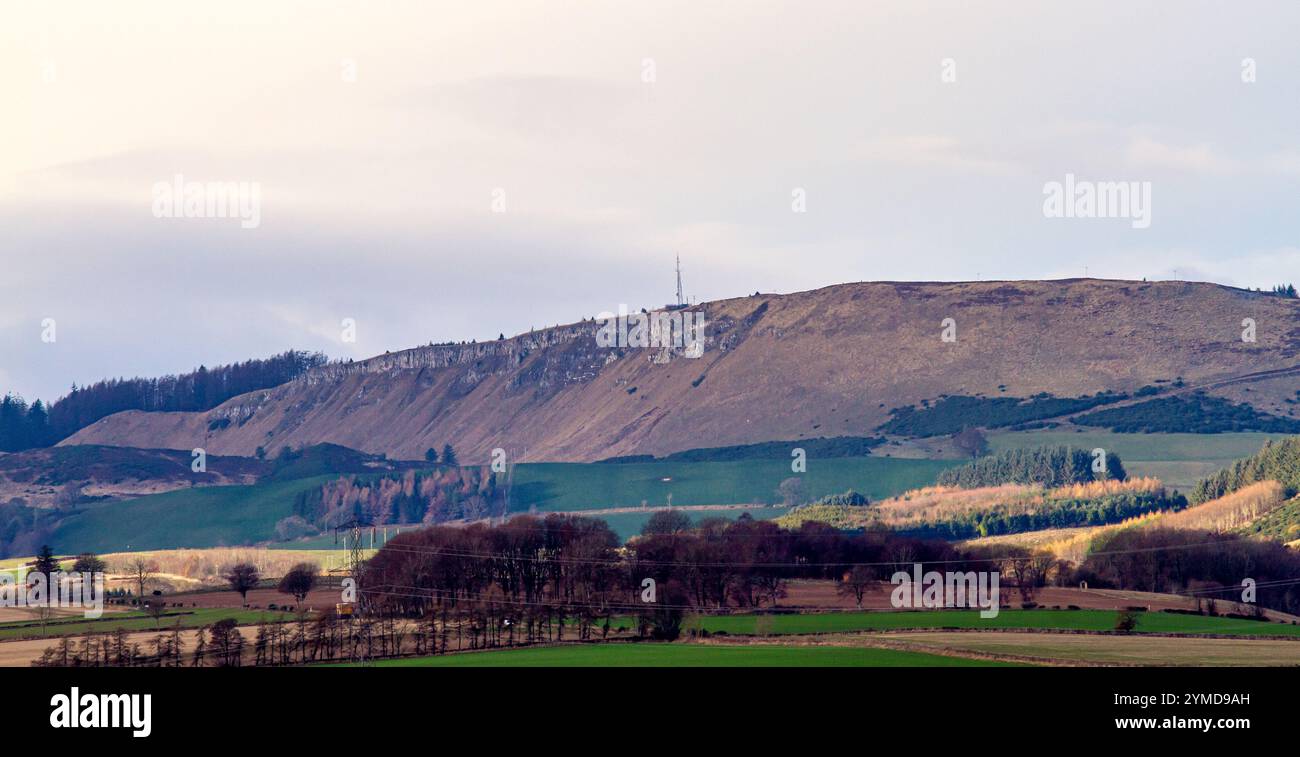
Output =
[{"x1": 340, "y1": 644, "x2": 1021, "y2": 667}]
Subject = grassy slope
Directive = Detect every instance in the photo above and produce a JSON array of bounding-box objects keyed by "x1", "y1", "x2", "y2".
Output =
[
  {"x1": 684, "y1": 609, "x2": 1300, "y2": 637},
  {"x1": 48, "y1": 475, "x2": 337, "y2": 553},
  {"x1": 351, "y1": 644, "x2": 1018, "y2": 667},
  {"x1": 512, "y1": 457, "x2": 958, "y2": 512},
  {"x1": 51, "y1": 457, "x2": 954, "y2": 554},
  {"x1": 40, "y1": 432, "x2": 1279, "y2": 552}
]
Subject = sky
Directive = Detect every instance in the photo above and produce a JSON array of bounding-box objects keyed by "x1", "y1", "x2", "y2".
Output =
[{"x1": 3, "y1": 0, "x2": 1299, "y2": 403}]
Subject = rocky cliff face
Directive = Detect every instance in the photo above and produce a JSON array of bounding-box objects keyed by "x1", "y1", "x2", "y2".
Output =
[{"x1": 61, "y1": 279, "x2": 1300, "y2": 462}]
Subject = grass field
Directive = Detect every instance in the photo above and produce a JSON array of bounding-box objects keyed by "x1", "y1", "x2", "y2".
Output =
[
  {"x1": 684, "y1": 609, "x2": 1300, "y2": 637},
  {"x1": 0, "y1": 607, "x2": 289, "y2": 641},
  {"x1": 45, "y1": 456, "x2": 957, "y2": 554},
  {"x1": 347, "y1": 643, "x2": 1019, "y2": 667},
  {"x1": 511, "y1": 457, "x2": 959, "y2": 513},
  {"x1": 48, "y1": 475, "x2": 338, "y2": 554},
  {"x1": 987, "y1": 430, "x2": 1283, "y2": 492}
]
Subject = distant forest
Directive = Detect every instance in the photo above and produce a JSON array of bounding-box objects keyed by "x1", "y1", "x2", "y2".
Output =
[
  {"x1": 936, "y1": 445, "x2": 1127, "y2": 488},
  {"x1": 0, "y1": 350, "x2": 328, "y2": 452},
  {"x1": 878, "y1": 392, "x2": 1128, "y2": 437},
  {"x1": 1075, "y1": 393, "x2": 1300, "y2": 435}
]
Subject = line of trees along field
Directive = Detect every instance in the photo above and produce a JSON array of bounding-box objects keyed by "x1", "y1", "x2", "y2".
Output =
[
  {"x1": 0, "y1": 349, "x2": 327, "y2": 451},
  {"x1": 359, "y1": 512, "x2": 976, "y2": 647},
  {"x1": 31, "y1": 506, "x2": 1300, "y2": 666}
]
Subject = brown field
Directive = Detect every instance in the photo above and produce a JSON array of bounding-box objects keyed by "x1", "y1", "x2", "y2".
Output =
[
  {"x1": 866, "y1": 630, "x2": 1300, "y2": 666},
  {"x1": 100, "y1": 547, "x2": 340, "y2": 588},
  {"x1": 168, "y1": 586, "x2": 342, "y2": 611},
  {"x1": 0, "y1": 604, "x2": 131, "y2": 623},
  {"x1": 777, "y1": 580, "x2": 1204, "y2": 613},
  {"x1": 0, "y1": 628, "x2": 208, "y2": 667}
]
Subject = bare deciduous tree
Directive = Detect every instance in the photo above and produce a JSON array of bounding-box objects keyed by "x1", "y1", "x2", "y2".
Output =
[
  {"x1": 224, "y1": 562, "x2": 260, "y2": 607},
  {"x1": 837, "y1": 565, "x2": 877, "y2": 608},
  {"x1": 122, "y1": 557, "x2": 159, "y2": 602}
]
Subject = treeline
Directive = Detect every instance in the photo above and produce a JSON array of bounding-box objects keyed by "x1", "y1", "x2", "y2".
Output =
[
  {"x1": 0, "y1": 350, "x2": 328, "y2": 451},
  {"x1": 937, "y1": 446, "x2": 1127, "y2": 488},
  {"x1": 878, "y1": 392, "x2": 1125, "y2": 437},
  {"x1": 290, "y1": 468, "x2": 504, "y2": 531},
  {"x1": 905, "y1": 489, "x2": 1178, "y2": 540},
  {"x1": 1075, "y1": 394, "x2": 1300, "y2": 434},
  {"x1": 1080, "y1": 528, "x2": 1300, "y2": 615},
  {"x1": 361, "y1": 513, "x2": 974, "y2": 642},
  {"x1": 1191, "y1": 437, "x2": 1300, "y2": 504}
]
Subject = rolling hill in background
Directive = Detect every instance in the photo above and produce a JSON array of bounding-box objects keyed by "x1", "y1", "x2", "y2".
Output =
[{"x1": 61, "y1": 279, "x2": 1300, "y2": 463}]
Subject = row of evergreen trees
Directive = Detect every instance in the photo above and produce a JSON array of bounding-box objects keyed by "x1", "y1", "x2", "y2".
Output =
[
  {"x1": 0, "y1": 350, "x2": 327, "y2": 452},
  {"x1": 1191, "y1": 437, "x2": 1300, "y2": 504},
  {"x1": 907, "y1": 489, "x2": 1175, "y2": 540},
  {"x1": 936, "y1": 445, "x2": 1127, "y2": 488}
]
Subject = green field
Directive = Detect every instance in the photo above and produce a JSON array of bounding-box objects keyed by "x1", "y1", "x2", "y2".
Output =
[
  {"x1": 50, "y1": 456, "x2": 956, "y2": 554},
  {"x1": 988, "y1": 430, "x2": 1283, "y2": 492},
  {"x1": 41, "y1": 433, "x2": 1276, "y2": 554},
  {"x1": 512, "y1": 457, "x2": 959, "y2": 513},
  {"x1": 0, "y1": 607, "x2": 290, "y2": 641},
  {"x1": 48, "y1": 475, "x2": 338, "y2": 554},
  {"x1": 347, "y1": 643, "x2": 1019, "y2": 667},
  {"x1": 684, "y1": 609, "x2": 1300, "y2": 637}
]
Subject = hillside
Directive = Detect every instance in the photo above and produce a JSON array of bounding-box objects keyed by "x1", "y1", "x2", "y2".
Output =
[
  {"x1": 0, "y1": 445, "x2": 265, "y2": 508},
  {"x1": 62, "y1": 279, "x2": 1300, "y2": 462}
]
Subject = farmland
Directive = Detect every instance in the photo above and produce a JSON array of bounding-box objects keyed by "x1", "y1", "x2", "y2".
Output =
[
  {"x1": 511, "y1": 457, "x2": 958, "y2": 513},
  {"x1": 987, "y1": 430, "x2": 1285, "y2": 492},
  {"x1": 682, "y1": 609, "x2": 1300, "y2": 637},
  {"x1": 345, "y1": 643, "x2": 1020, "y2": 667},
  {"x1": 48, "y1": 475, "x2": 339, "y2": 553},
  {"x1": 873, "y1": 631, "x2": 1300, "y2": 666},
  {"x1": 41, "y1": 456, "x2": 956, "y2": 554},
  {"x1": 0, "y1": 607, "x2": 284, "y2": 641}
]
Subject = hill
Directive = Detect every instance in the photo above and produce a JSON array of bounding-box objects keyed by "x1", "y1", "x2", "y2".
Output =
[
  {"x1": 0, "y1": 445, "x2": 265, "y2": 508},
  {"x1": 61, "y1": 279, "x2": 1300, "y2": 461}
]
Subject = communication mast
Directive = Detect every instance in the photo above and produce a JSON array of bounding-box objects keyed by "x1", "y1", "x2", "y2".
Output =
[{"x1": 675, "y1": 254, "x2": 685, "y2": 307}]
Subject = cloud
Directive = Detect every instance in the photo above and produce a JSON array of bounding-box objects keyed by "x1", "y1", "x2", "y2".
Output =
[
  {"x1": 853, "y1": 135, "x2": 1021, "y2": 175},
  {"x1": 1125, "y1": 137, "x2": 1241, "y2": 174}
]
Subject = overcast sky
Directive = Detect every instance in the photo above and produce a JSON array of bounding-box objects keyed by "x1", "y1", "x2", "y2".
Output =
[{"x1": 4, "y1": 0, "x2": 1299, "y2": 402}]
